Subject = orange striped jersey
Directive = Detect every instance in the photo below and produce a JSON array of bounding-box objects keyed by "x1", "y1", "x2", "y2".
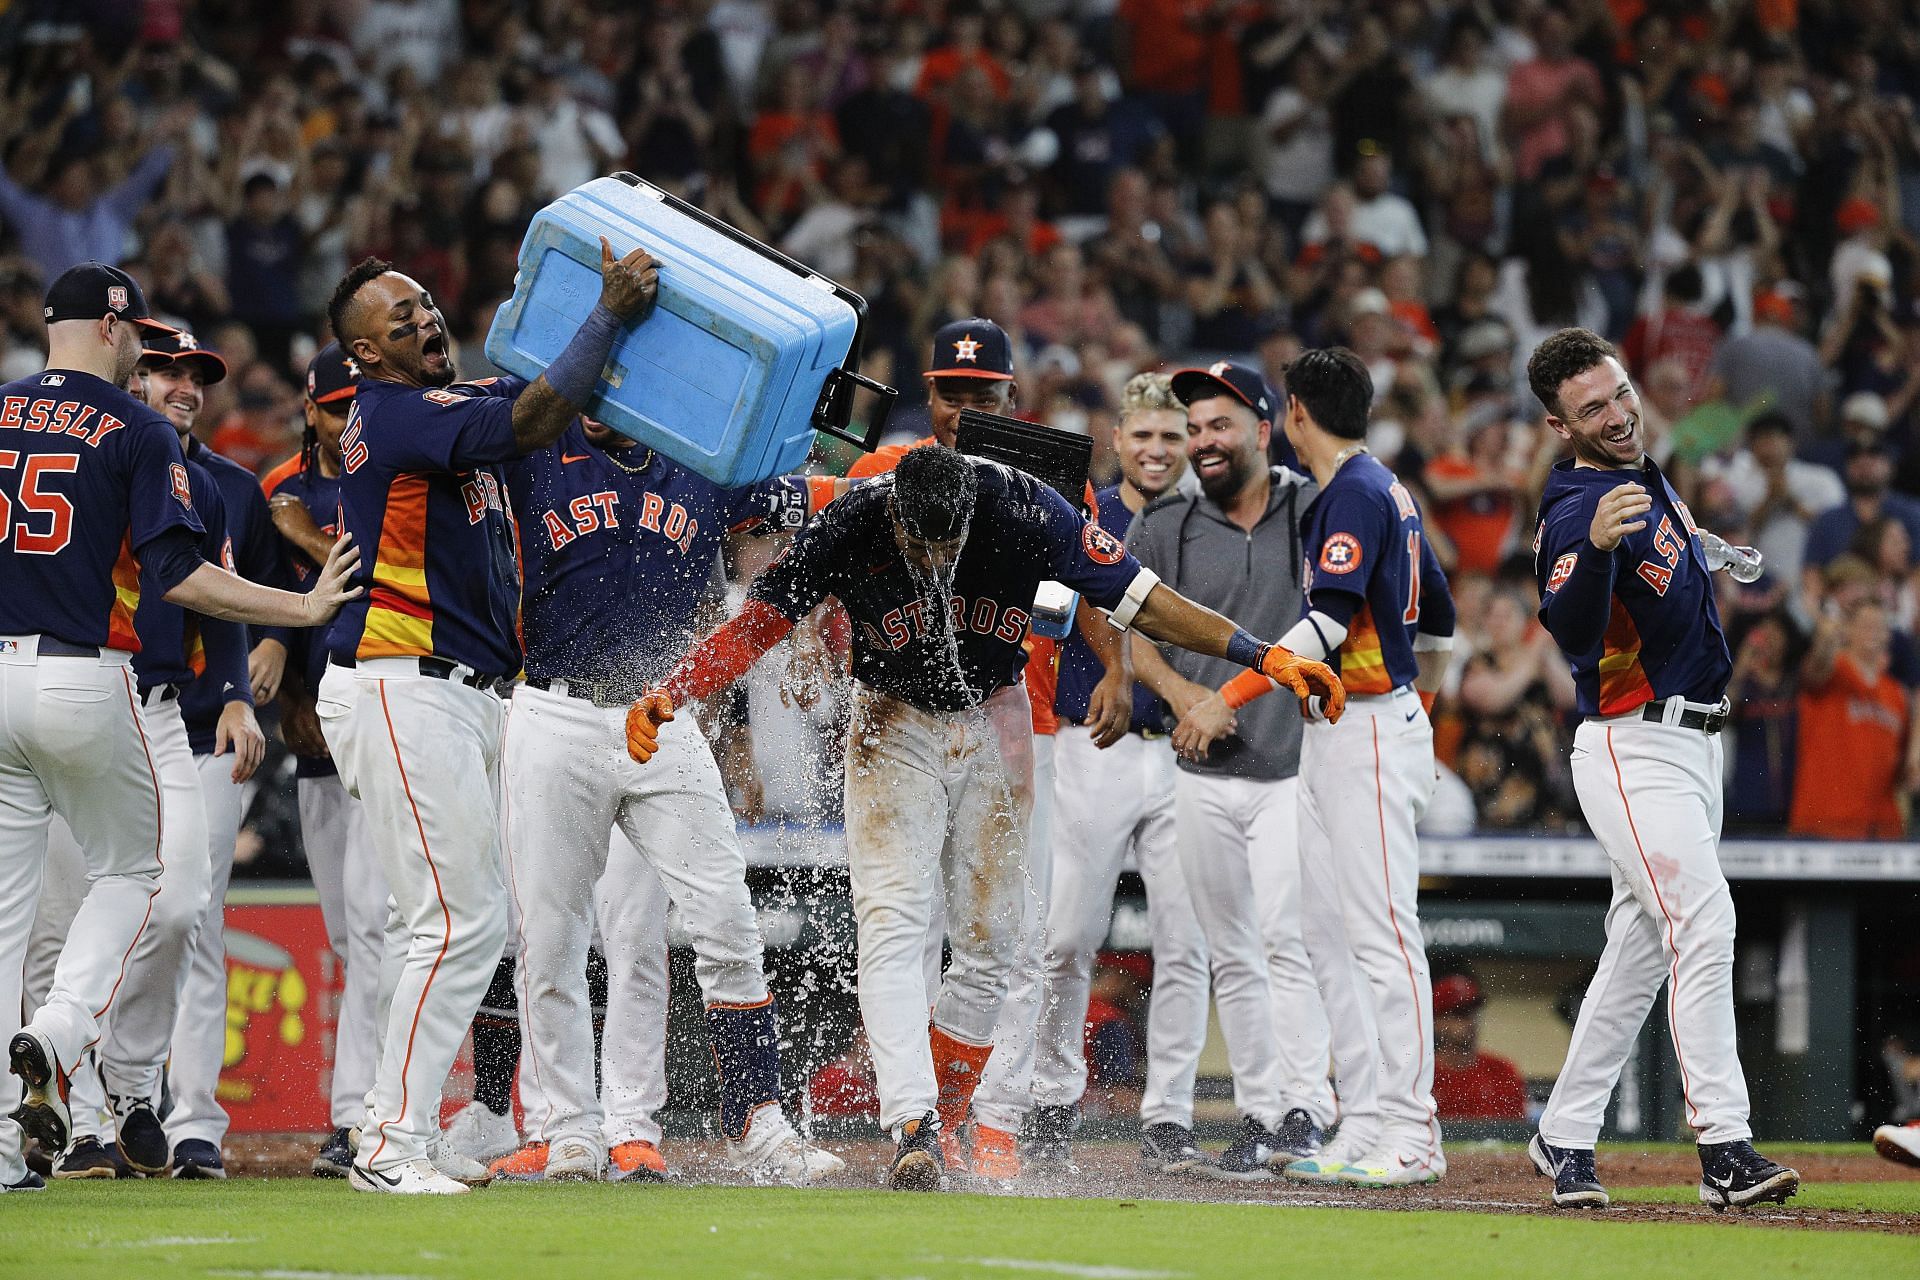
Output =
[
  {"x1": 324, "y1": 376, "x2": 524, "y2": 674},
  {"x1": 1301, "y1": 453, "x2": 1452, "y2": 696}
]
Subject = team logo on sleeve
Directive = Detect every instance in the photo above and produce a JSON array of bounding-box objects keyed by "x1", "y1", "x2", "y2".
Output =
[
  {"x1": 1318, "y1": 532, "x2": 1362, "y2": 574},
  {"x1": 1082, "y1": 521, "x2": 1126, "y2": 565},
  {"x1": 170, "y1": 463, "x2": 193, "y2": 509},
  {"x1": 1546, "y1": 551, "x2": 1577, "y2": 594}
]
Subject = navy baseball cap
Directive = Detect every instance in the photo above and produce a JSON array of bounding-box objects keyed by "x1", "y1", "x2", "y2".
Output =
[
  {"x1": 306, "y1": 341, "x2": 359, "y2": 405},
  {"x1": 141, "y1": 328, "x2": 229, "y2": 384},
  {"x1": 42, "y1": 262, "x2": 177, "y2": 333},
  {"x1": 1171, "y1": 360, "x2": 1278, "y2": 421},
  {"x1": 926, "y1": 318, "x2": 1014, "y2": 380}
]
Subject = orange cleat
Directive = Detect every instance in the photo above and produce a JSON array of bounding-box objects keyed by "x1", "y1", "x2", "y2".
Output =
[
  {"x1": 610, "y1": 1139, "x2": 668, "y2": 1183},
  {"x1": 971, "y1": 1124, "x2": 1021, "y2": 1180},
  {"x1": 487, "y1": 1141, "x2": 549, "y2": 1183}
]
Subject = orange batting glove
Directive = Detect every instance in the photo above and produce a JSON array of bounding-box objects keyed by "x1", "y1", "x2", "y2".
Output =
[
  {"x1": 625, "y1": 690, "x2": 676, "y2": 763},
  {"x1": 1259, "y1": 646, "x2": 1346, "y2": 724}
]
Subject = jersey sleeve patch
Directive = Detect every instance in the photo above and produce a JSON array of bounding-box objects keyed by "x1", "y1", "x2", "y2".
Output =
[
  {"x1": 1082, "y1": 520, "x2": 1126, "y2": 566},
  {"x1": 1546, "y1": 551, "x2": 1577, "y2": 594},
  {"x1": 170, "y1": 462, "x2": 193, "y2": 510},
  {"x1": 1318, "y1": 531, "x2": 1362, "y2": 575}
]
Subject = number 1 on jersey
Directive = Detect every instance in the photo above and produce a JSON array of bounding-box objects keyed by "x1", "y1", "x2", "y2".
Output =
[{"x1": 1403, "y1": 529, "x2": 1421, "y2": 624}]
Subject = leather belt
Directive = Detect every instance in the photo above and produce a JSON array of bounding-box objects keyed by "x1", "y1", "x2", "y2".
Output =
[
  {"x1": 1639, "y1": 697, "x2": 1727, "y2": 735},
  {"x1": 524, "y1": 675, "x2": 644, "y2": 708},
  {"x1": 39, "y1": 638, "x2": 100, "y2": 658},
  {"x1": 331, "y1": 654, "x2": 509, "y2": 694},
  {"x1": 139, "y1": 684, "x2": 180, "y2": 707}
]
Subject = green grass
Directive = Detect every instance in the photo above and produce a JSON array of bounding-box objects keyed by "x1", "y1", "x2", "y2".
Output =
[
  {"x1": 1616, "y1": 1181, "x2": 1920, "y2": 1214},
  {"x1": 1, "y1": 1181, "x2": 1912, "y2": 1280}
]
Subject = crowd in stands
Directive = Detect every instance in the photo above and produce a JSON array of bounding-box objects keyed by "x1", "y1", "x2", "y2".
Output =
[{"x1": 5, "y1": 0, "x2": 1920, "y2": 839}]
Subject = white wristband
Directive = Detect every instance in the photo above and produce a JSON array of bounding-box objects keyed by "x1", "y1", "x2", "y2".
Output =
[
  {"x1": 1413, "y1": 632, "x2": 1455, "y2": 652},
  {"x1": 1107, "y1": 568, "x2": 1160, "y2": 632}
]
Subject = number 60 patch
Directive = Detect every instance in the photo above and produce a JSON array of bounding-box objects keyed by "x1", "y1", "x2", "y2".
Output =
[{"x1": 170, "y1": 462, "x2": 193, "y2": 510}]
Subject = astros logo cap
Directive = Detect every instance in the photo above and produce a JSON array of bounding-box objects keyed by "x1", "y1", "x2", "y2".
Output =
[
  {"x1": 43, "y1": 262, "x2": 178, "y2": 334},
  {"x1": 1170, "y1": 360, "x2": 1277, "y2": 420},
  {"x1": 926, "y1": 318, "x2": 1014, "y2": 380},
  {"x1": 141, "y1": 327, "x2": 230, "y2": 384},
  {"x1": 306, "y1": 341, "x2": 360, "y2": 405}
]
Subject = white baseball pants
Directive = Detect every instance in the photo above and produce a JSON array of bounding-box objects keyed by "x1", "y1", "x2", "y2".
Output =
[
  {"x1": 503, "y1": 682, "x2": 755, "y2": 1151},
  {"x1": 316, "y1": 661, "x2": 509, "y2": 1173},
  {"x1": 845, "y1": 681, "x2": 1032, "y2": 1135},
  {"x1": 1174, "y1": 770, "x2": 1334, "y2": 1129},
  {"x1": 0, "y1": 645, "x2": 166, "y2": 1178},
  {"x1": 1298, "y1": 687, "x2": 1440, "y2": 1157},
  {"x1": 1032, "y1": 725, "x2": 1209, "y2": 1127},
  {"x1": 972, "y1": 730, "x2": 1055, "y2": 1134},
  {"x1": 164, "y1": 756, "x2": 247, "y2": 1148},
  {"x1": 1540, "y1": 715, "x2": 1752, "y2": 1148},
  {"x1": 297, "y1": 772, "x2": 389, "y2": 1130},
  {"x1": 23, "y1": 819, "x2": 112, "y2": 1145}
]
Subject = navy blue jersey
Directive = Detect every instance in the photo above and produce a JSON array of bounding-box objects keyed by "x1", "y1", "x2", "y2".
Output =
[
  {"x1": 0, "y1": 369, "x2": 203, "y2": 650},
  {"x1": 129, "y1": 456, "x2": 245, "y2": 700},
  {"x1": 263, "y1": 454, "x2": 342, "y2": 779},
  {"x1": 504, "y1": 423, "x2": 816, "y2": 690},
  {"x1": 1299, "y1": 453, "x2": 1451, "y2": 695},
  {"x1": 750, "y1": 460, "x2": 1150, "y2": 713},
  {"x1": 1054, "y1": 483, "x2": 1168, "y2": 731},
  {"x1": 179, "y1": 438, "x2": 286, "y2": 752},
  {"x1": 1535, "y1": 456, "x2": 1731, "y2": 716},
  {"x1": 324, "y1": 376, "x2": 524, "y2": 675}
]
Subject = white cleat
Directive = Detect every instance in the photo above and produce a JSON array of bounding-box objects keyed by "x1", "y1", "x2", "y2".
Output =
[
  {"x1": 348, "y1": 1157, "x2": 470, "y2": 1195},
  {"x1": 441, "y1": 1101, "x2": 518, "y2": 1163},
  {"x1": 1334, "y1": 1148, "x2": 1446, "y2": 1188},
  {"x1": 726, "y1": 1112, "x2": 845, "y2": 1186},
  {"x1": 428, "y1": 1135, "x2": 492, "y2": 1185},
  {"x1": 1874, "y1": 1121, "x2": 1920, "y2": 1170},
  {"x1": 546, "y1": 1138, "x2": 605, "y2": 1182}
]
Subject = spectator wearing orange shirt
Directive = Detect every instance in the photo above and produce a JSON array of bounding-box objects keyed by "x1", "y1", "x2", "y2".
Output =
[
  {"x1": 748, "y1": 62, "x2": 841, "y2": 218},
  {"x1": 915, "y1": 10, "x2": 1011, "y2": 103},
  {"x1": 1425, "y1": 419, "x2": 1525, "y2": 576},
  {"x1": 1430, "y1": 968, "x2": 1528, "y2": 1122},
  {"x1": 1789, "y1": 599, "x2": 1917, "y2": 839}
]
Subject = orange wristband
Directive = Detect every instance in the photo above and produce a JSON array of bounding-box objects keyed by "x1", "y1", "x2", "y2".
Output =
[{"x1": 1221, "y1": 668, "x2": 1275, "y2": 710}]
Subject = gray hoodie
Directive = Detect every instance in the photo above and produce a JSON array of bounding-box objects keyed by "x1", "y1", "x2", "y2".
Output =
[{"x1": 1126, "y1": 466, "x2": 1317, "y2": 781}]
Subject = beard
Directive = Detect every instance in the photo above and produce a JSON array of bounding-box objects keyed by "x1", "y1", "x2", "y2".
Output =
[{"x1": 1195, "y1": 449, "x2": 1255, "y2": 503}]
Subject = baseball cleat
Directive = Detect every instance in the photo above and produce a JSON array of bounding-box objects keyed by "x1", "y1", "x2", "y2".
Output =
[
  {"x1": 312, "y1": 1128, "x2": 353, "y2": 1179},
  {"x1": 1139, "y1": 1122, "x2": 1208, "y2": 1176},
  {"x1": 1281, "y1": 1155, "x2": 1349, "y2": 1184},
  {"x1": 609, "y1": 1140, "x2": 668, "y2": 1183},
  {"x1": 1335, "y1": 1148, "x2": 1446, "y2": 1188},
  {"x1": 546, "y1": 1138, "x2": 604, "y2": 1182},
  {"x1": 1697, "y1": 1140, "x2": 1799, "y2": 1211},
  {"x1": 1023, "y1": 1104, "x2": 1077, "y2": 1169},
  {"x1": 937, "y1": 1122, "x2": 971, "y2": 1175},
  {"x1": 727, "y1": 1114, "x2": 845, "y2": 1186},
  {"x1": 1205, "y1": 1117, "x2": 1279, "y2": 1182},
  {"x1": 171, "y1": 1138, "x2": 227, "y2": 1180},
  {"x1": 1, "y1": 1169, "x2": 46, "y2": 1194},
  {"x1": 442, "y1": 1100, "x2": 519, "y2": 1164},
  {"x1": 429, "y1": 1135, "x2": 491, "y2": 1185},
  {"x1": 1270, "y1": 1108, "x2": 1326, "y2": 1168},
  {"x1": 971, "y1": 1124, "x2": 1021, "y2": 1181},
  {"x1": 887, "y1": 1112, "x2": 945, "y2": 1192},
  {"x1": 111, "y1": 1094, "x2": 170, "y2": 1176},
  {"x1": 487, "y1": 1142, "x2": 549, "y2": 1183},
  {"x1": 1527, "y1": 1133, "x2": 1609, "y2": 1209},
  {"x1": 349, "y1": 1157, "x2": 470, "y2": 1195},
  {"x1": 1873, "y1": 1121, "x2": 1920, "y2": 1170},
  {"x1": 54, "y1": 1136, "x2": 126, "y2": 1180},
  {"x1": 8, "y1": 1030, "x2": 71, "y2": 1154}
]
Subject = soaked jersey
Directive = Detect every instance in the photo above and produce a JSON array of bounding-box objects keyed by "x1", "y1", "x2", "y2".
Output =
[
  {"x1": 262, "y1": 453, "x2": 343, "y2": 779},
  {"x1": 1300, "y1": 452, "x2": 1448, "y2": 696},
  {"x1": 324, "y1": 376, "x2": 524, "y2": 675},
  {"x1": 504, "y1": 423, "x2": 821, "y2": 690},
  {"x1": 0, "y1": 369, "x2": 202, "y2": 649},
  {"x1": 1535, "y1": 455, "x2": 1731, "y2": 716},
  {"x1": 750, "y1": 459, "x2": 1148, "y2": 713},
  {"x1": 1055, "y1": 483, "x2": 1167, "y2": 731}
]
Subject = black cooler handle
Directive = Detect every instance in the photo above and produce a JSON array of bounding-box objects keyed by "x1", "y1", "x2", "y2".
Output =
[{"x1": 611, "y1": 171, "x2": 895, "y2": 452}]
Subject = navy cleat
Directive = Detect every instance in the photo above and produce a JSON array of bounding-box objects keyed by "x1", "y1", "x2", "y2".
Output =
[
  {"x1": 2, "y1": 1169, "x2": 46, "y2": 1194},
  {"x1": 171, "y1": 1138, "x2": 227, "y2": 1179},
  {"x1": 1698, "y1": 1140, "x2": 1799, "y2": 1211},
  {"x1": 1139, "y1": 1122, "x2": 1208, "y2": 1176},
  {"x1": 1205, "y1": 1117, "x2": 1278, "y2": 1182},
  {"x1": 54, "y1": 1136, "x2": 129, "y2": 1180},
  {"x1": 1023, "y1": 1104, "x2": 1077, "y2": 1168},
  {"x1": 887, "y1": 1112, "x2": 944, "y2": 1192},
  {"x1": 110, "y1": 1095, "x2": 170, "y2": 1176},
  {"x1": 312, "y1": 1128, "x2": 354, "y2": 1179},
  {"x1": 8, "y1": 1030, "x2": 70, "y2": 1154},
  {"x1": 1528, "y1": 1133, "x2": 1609, "y2": 1209},
  {"x1": 1269, "y1": 1107, "x2": 1325, "y2": 1168}
]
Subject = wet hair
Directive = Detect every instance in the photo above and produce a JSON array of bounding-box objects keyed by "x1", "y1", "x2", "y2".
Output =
[
  {"x1": 894, "y1": 445, "x2": 978, "y2": 542},
  {"x1": 1526, "y1": 328, "x2": 1618, "y2": 417},
  {"x1": 328, "y1": 256, "x2": 393, "y2": 348},
  {"x1": 1283, "y1": 347, "x2": 1373, "y2": 440},
  {"x1": 1119, "y1": 371, "x2": 1179, "y2": 416}
]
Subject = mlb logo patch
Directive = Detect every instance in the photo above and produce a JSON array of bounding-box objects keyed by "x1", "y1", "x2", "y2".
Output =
[
  {"x1": 0, "y1": 639, "x2": 18, "y2": 655},
  {"x1": 39, "y1": 374, "x2": 64, "y2": 386},
  {"x1": 1547, "y1": 551, "x2": 1578, "y2": 594},
  {"x1": 1318, "y1": 532, "x2": 1363, "y2": 575},
  {"x1": 107, "y1": 286, "x2": 129, "y2": 312}
]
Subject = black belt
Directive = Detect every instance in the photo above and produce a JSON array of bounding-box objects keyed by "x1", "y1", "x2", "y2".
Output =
[
  {"x1": 139, "y1": 684, "x2": 180, "y2": 707},
  {"x1": 1639, "y1": 697, "x2": 1727, "y2": 735},
  {"x1": 331, "y1": 654, "x2": 508, "y2": 693},
  {"x1": 524, "y1": 675, "x2": 644, "y2": 708},
  {"x1": 39, "y1": 638, "x2": 100, "y2": 658}
]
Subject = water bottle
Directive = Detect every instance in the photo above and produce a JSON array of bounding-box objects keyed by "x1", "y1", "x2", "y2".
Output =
[{"x1": 1699, "y1": 530, "x2": 1764, "y2": 583}]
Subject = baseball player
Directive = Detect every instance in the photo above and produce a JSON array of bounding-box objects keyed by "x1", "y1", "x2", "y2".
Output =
[
  {"x1": 262, "y1": 343, "x2": 392, "y2": 1178},
  {"x1": 133, "y1": 328, "x2": 291, "y2": 1178},
  {"x1": 316, "y1": 244, "x2": 658, "y2": 1195},
  {"x1": 625, "y1": 445, "x2": 1345, "y2": 1191},
  {"x1": 1126, "y1": 360, "x2": 1339, "y2": 1180},
  {"x1": 487, "y1": 415, "x2": 845, "y2": 1184},
  {"x1": 1026, "y1": 372, "x2": 1212, "y2": 1173},
  {"x1": 1524, "y1": 328, "x2": 1799, "y2": 1211},
  {"x1": 1202, "y1": 348, "x2": 1457, "y2": 1187},
  {"x1": 3, "y1": 264, "x2": 359, "y2": 1186}
]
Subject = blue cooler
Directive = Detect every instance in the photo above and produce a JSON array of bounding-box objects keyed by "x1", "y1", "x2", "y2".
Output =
[{"x1": 486, "y1": 172, "x2": 895, "y2": 486}]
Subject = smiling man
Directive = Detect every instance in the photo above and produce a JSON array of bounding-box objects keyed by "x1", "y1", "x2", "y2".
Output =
[
  {"x1": 1524, "y1": 328, "x2": 1799, "y2": 1214},
  {"x1": 316, "y1": 242, "x2": 658, "y2": 1195}
]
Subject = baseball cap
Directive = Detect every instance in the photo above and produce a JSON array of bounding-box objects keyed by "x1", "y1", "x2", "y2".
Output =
[
  {"x1": 1170, "y1": 360, "x2": 1278, "y2": 420},
  {"x1": 926, "y1": 318, "x2": 1014, "y2": 380},
  {"x1": 306, "y1": 341, "x2": 359, "y2": 405},
  {"x1": 141, "y1": 328, "x2": 229, "y2": 385},
  {"x1": 1431, "y1": 973, "x2": 1484, "y2": 1018},
  {"x1": 42, "y1": 262, "x2": 177, "y2": 333}
]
